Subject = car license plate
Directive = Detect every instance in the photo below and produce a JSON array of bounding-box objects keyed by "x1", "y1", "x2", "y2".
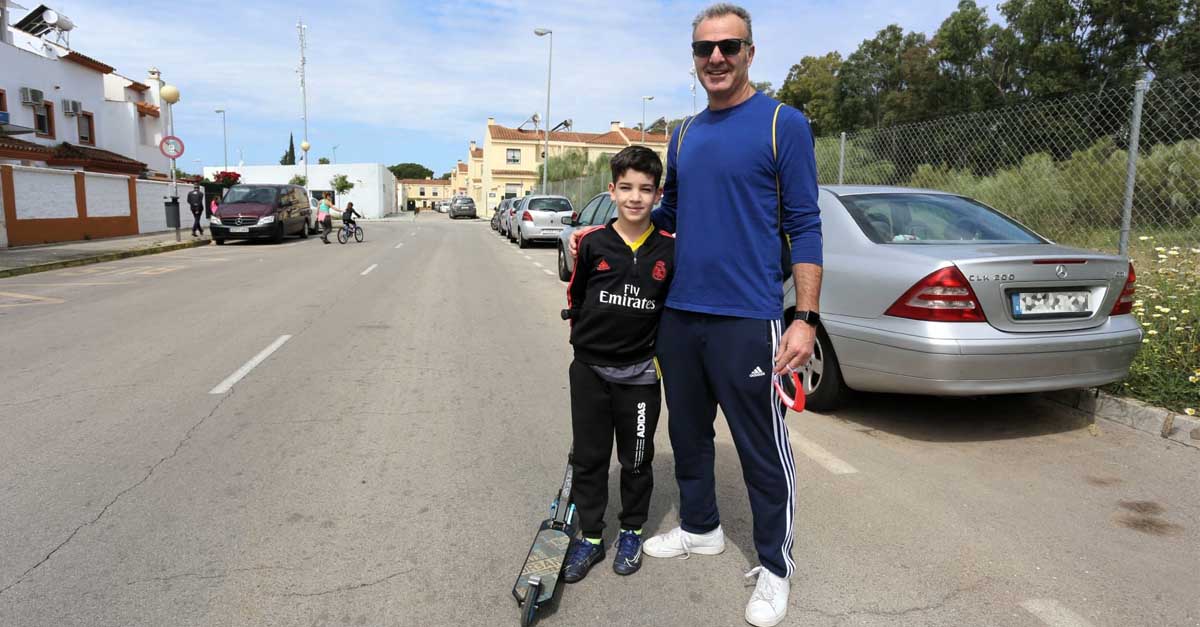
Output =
[
  {"x1": 231, "y1": 227, "x2": 249, "y2": 233},
  {"x1": 1011, "y1": 290, "x2": 1091, "y2": 317},
  {"x1": 541, "y1": 228, "x2": 561, "y2": 234}
]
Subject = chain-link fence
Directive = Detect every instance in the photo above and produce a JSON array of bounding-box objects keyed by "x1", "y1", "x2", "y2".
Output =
[
  {"x1": 815, "y1": 74, "x2": 1200, "y2": 255},
  {"x1": 544, "y1": 169, "x2": 613, "y2": 212}
]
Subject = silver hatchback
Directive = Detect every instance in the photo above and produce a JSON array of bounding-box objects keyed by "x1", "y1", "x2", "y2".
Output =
[
  {"x1": 511, "y1": 195, "x2": 573, "y2": 249},
  {"x1": 557, "y1": 192, "x2": 617, "y2": 281}
]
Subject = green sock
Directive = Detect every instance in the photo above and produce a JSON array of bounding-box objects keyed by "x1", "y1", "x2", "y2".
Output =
[
  {"x1": 585, "y1": 537, "x2": 602, "y2": 545},
  {"x1": 632, "y1": 529, "x2": 642, "y2": 535}
]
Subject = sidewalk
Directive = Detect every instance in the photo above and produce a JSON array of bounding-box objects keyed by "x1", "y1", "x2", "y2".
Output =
[{"x1": 0, "y1": 231, "x2": 210, "y2": 278}]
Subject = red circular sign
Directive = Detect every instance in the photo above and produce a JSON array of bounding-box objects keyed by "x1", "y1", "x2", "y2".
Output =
[{"x1": 159, "y1": 135, "x2": 185, "y2": 160}]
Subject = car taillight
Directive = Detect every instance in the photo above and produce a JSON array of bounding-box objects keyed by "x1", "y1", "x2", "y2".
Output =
[
  {"x1": 1110, "y1": 262, "x2": 1136, "y2": 315},
  {"x1": 885, "y1": 266, "x2": 987, "y2": 322},
  {"x1": 521, "y1": 210, "x2": 533, "y2": 222}
]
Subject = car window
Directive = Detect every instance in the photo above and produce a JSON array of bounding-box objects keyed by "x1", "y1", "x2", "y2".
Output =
[
  {"x1": 223, "y1": 186, "x2": 277, "y2": 204},
  {"x1": 839, "y1": 193, "x2": 1045, "y2": 244},
  {"x1": 577, "y1": 195, "x2": 604, "y2": 225},
  {"x1": 596, "y1": 197, "x2": 616, "y2": 224},
  {"x1": 528, "y1": 198, "x2": 572, "y2": 212}
]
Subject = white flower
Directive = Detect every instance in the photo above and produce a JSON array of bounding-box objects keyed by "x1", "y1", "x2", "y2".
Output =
[
  {"x1": 1169, "y1": 250, "x2": 1180, "y2": 256},
  {"x1": 1147, "y1": 329, "x2": 1159, "y2": 335},
  {"x1": 1186, "y1": 408, "x2": 1196, "y2": 416},
  {"x1": 1161, "y1": 307, "x2": 1171, "y2": 313},
  {"x1": 1155, "y1": 247, "x2": 1167, "y2": 252},
  {"x1": 1189, "y1": 376, "x2": 1198, "y2": 384},
  {"x1": 1138, "y1": 235, "x2": 1152, "y2": 241},
  {"x1": 1182, "y1": 310, "x2": 1191, "y2": 315}
]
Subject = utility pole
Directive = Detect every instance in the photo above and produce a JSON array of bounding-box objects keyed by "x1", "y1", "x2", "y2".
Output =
[{"x1": 297, "y1": 19, "x2": 310, "y2": 188}]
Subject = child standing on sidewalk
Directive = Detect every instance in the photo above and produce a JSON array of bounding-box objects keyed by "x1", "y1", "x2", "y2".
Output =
[{"x1": 561, "y1": 145, "x2": 674, "y2": 582}]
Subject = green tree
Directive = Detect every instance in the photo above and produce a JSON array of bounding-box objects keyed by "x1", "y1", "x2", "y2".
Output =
[
  {"x1": 318, "y1": 157, "x2": 331, "y2": 165},
  {"x1": 280, "y1": 133, "x2": 296, "y2": 165},
  {"x1": 1150, "y1": 0, "x2": 1198, "y2": 78},
  {"x1": 536, "y1": 148, "x2": 591, "y2": 182},
  {"x1": 439, "y1": 171, "x2": 452, "y2": 180},
  {"x1": 837, "y1": 25, "x2": 935, "y2": 128},
  {"x1": 330, "y1": 174, "x2": 354, "y2": 200},
  {"x1": 777, "y1": 52, "x2": 843, "y2": 136},
  {"x1": 387, "y1": 162, "x2": 434, "y2": 180},
  {"x1": 289, "y1": 174, "x2": 307, "y2": 186},
  {"x1": 751, "y1": 80, "x2": 775, "y2": 97}
]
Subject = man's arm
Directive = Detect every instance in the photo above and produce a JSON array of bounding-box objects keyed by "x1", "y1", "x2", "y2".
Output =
[
  {"x1": 651, "y1": 125, "x2": 681, "y2": 233},
  {"x1": 773, "y1": 111, "x2": 824, "y2": 374}
]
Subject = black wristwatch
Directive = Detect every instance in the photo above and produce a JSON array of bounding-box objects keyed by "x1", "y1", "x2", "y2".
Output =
[{"x1": 793, "y1": 310, "x2": 820, "y2": 327}]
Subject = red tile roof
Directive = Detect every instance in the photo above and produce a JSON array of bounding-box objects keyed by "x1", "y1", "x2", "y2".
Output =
[
  {"x1": 619, "y1": 127, "x2": 669, "y2": 144},
  {"x1": 135, "y1": 102, "x2": 160, "y2": 118},
  {"x1": 491, "y1": 169, "x2": 538, "y2": 177},
  {"x1": 0, "y1": 136, "x2": 51, "y2": 158},
  {"x1": 471, "y1": 148, "x2": 483, "y2": 159},
  {"x1": 457, "y1": 162, "x2": 468, "y2": 173},
  {"x1": 487, "y1": 124, "x2": 667, "y2": 146},
  {"x1": 61, "y1": 51, "x2": 116, "y2": 75}
]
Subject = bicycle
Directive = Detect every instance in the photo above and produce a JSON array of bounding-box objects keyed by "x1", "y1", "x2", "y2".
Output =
[{"x1": 337, "y1": 221, "x2": 364, "y2": 244}]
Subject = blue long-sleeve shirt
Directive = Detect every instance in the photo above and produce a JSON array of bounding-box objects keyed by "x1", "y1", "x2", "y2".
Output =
[{"x1": 653, "y1": 92, "x2": 822, "y2": 320}]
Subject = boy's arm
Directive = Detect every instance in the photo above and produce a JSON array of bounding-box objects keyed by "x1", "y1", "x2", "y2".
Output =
[{"x1": 565, "y1": 237, "x2": 591, "y2": 323}]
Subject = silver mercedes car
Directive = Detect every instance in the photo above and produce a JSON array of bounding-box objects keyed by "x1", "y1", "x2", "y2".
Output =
[{"x1": 786, "y1": 186, "x2": 1142, "y2": 411}]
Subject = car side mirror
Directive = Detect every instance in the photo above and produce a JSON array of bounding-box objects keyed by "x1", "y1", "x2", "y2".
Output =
[{"x1": 561, "y1": 216, "x2": 572, "y2": 226}]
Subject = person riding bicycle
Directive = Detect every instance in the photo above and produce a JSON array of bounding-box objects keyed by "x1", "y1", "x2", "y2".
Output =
[{"x1": 342, "y1": 202, "x2": 361, "y2": 229}]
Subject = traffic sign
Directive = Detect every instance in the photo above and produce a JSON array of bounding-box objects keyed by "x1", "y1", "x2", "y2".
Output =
[{"x1": 159, "y1": 135, "x2": 185, "y2": 160}]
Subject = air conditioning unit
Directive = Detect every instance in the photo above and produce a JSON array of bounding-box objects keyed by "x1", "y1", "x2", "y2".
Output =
[
  {"x1": 62, "y1": 100, "x2": 82, "y2": 116},
  {"x1": 20, "y1": 87, "x2": 46, "y2": 105}
]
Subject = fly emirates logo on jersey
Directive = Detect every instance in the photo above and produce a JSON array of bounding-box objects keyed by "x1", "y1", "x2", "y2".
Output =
[{"x1": 600, "y1": 283, "x2": 657, "y2": 310}]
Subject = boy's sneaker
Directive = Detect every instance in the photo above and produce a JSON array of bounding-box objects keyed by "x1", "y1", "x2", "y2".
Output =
[
  {"x1": 643, "y1": 525, "x2": 726, "y2": 559},
  {"x1": 612, "y1": 530, "x2": 643, "y2": 575},
  {"x1": 561, "y1": 539, "x2": 605, "y2": 583},
  {"x1": 744, "y1": 566, "x2": 790, "y2": 627}
]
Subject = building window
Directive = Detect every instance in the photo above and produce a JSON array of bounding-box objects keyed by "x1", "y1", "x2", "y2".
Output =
[
  {"x1": 433, "y1": 189, "x2": 438, "y2": 196},
  {"x1": 419, "y1": 187, "x2": 425, "y2": 196},
  {"x1": 506, "y1": 148, "x2": 521, "y2": 164},
  {"x1": 35, "y1": 101, "x2": 55, "y2": 139},
  {"x1": 78, "y1": 112, "x2": 95, "y2": 145},
  {"x1": 0, "y1": 89, "x2": 7, "y2": 113}
]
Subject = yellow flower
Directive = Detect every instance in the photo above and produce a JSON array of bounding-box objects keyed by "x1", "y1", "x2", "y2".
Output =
[
  {"x1": 1187, "y1": 408, "x2": 1196, "y2": 416},
  {"x1": 1183, "y1": 310, "x2": 1192, "y2": 315},
  {"x1": 1155, "y1": 247, "x2": 1166, "y2": 252},
  {"x1": 1169, "y1": 250, "x2": 1180, "y2": 256},
  {"x1": 1147, "y1": 330, "x2": 1158, "y2": 335},
  {"x1": 1190, "y1": 376, "x2": 1199, "y2": 383},
  {"x1": 1161, "y1": 308, "x2": 1171, "y2": 314},
  {"x1": 1139, "y1": 235, "x2": 1153, "y2": 241},
  {"x1": 1152, "y1": 313, "x2": 1162, "y2": 318},
  {"x1": 1169, "y1": 316, "x2": 1178, "y2": 321}
]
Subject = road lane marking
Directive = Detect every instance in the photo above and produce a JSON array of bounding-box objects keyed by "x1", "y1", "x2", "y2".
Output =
[
  {"x1": 0, "y1": 291, "x2": 66, "y2": 308},
  {"x1": 524, "y1": 255, "x2": 532, "y2": 260},
  {"x1": 2, "y1": 282, "x2": 135, "y2": 287},
  {"x1": 1020, "y1": 600, "x2": 1096, "y2": 627},
  {"x1": 210, "y1": 335, "x2": 292, "y2": 395},
  {"x1": 361, "y1": 264, "x2": 378, "y2": 276},
  {"x1": 533, "y1": 262, "x2": 544, "y2": 268},
  {"x1": 789, "y1": 432, "x2": 858, "y2": 475},
  {"x1": 542, "y1": 269, "x2": 555, "y2": 276},
  {"x1": 394, "y1": 243, "x2": 404, "y2": 249}
]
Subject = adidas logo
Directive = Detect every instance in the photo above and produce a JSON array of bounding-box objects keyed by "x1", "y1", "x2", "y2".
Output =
[
  {"x1": 596, "y1": 259, "x2": 611, "y2": 271},
  {"x1": 749, "y1": 366, "x2": 766, "y2": 378}
]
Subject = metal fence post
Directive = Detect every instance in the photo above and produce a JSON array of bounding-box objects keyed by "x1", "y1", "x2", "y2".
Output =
[
  {"x1": 838, "y1": 132, "x2": 847, "y2": 185},
  {"x1": 1119, "y1": 78, "x2": 1148, "y2": 257}
]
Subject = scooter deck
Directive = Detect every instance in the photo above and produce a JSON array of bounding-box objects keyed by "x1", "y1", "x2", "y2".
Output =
[{"x1": 512, "y1": 519, "x2": 572, "y2": 605}]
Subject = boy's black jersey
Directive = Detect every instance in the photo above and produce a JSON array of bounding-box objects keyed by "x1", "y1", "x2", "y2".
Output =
[{"x1": 568, "y1": 219, "x2": 675, "y2": 366}]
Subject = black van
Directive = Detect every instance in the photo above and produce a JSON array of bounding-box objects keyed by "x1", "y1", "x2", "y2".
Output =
[{"x1": 211, "y1": 184, "x2": 313, "y2": 245}]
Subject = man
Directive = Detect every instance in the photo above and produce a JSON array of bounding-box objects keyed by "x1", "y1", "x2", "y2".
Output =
[
  {"x1": 186, "y1": 183, "x2": 205, "y2": 237},
  {"x1": 570, "y1": 4, "x2": 822, "y2": 625}
]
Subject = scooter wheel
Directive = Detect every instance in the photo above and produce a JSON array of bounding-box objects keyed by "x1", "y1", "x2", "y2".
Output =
[{"x1": 520, "y1": 580, "x2": 541, "y2": 626}]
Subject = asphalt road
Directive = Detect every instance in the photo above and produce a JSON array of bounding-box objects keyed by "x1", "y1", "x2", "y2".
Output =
[{"x1": 1, "y1": 214, "x2": 1197, "y2": 627}]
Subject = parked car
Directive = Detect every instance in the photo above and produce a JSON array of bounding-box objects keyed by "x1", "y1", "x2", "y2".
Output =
[
  {"x1": 210, "y1": 184, "x2": 312, "y2": 245},
  {"x1": 449, "y1": 197, "x2": 477, "y2": 219},
  {"x1": 493, "y1": 198, "x2": 514, "y2": 233},
  {"x1": 557, "y1": 191, "x2": 617, "y2": 281},
  {"x1": 510, "y1": 195, "x2": 572, "y2": 248},
  {"x1": 502, "y1": 198, "x2": 523, "y2": 239},
  {"x1": 781, "y1": 186, "x2": 1142, "y2": 411}
]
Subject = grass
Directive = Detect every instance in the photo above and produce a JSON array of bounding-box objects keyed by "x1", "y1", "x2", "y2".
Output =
[{"x1": 1101, "y1": 234, "x2": 1200, "y2": 416}]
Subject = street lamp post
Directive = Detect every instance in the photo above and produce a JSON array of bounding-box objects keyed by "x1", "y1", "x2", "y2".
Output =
[
  {"x1": 534, "y1": 28, "x2": 552, "y2": 195},
  {"x1": 332, "y1": 145, "x2": 338, "y2": 165},
  {"x1": 214, "y1": 108, "x2": 228, "y2": 171},
  {"x1": 641, "y1": 95, "x2": 654, "y2": 143},
  {"x1": 689, "y1": 67, "x2": 697, "y2": 114},
  {"x1": 160, "y1": 82, "x2": 181, "y2": 242},
  {"x1": 297, "y1": 19, "x2": 310, "y2": 189}
]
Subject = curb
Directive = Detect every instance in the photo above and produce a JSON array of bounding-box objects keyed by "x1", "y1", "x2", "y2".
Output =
[
  {"x1": 1042, "y1": 389, "x2": 1200, "y2": 450},
  {"x1": 0, "y1": 239, "x2": 210, "y2": 279}
]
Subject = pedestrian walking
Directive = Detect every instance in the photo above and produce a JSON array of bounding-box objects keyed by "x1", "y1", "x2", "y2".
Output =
[
  {"x1": 318, "y1": 192, "x2": 335, "y2": 244},
  {"x1": 569, "y1": 4, "x2": 822, "y2": 625},
  {"x1": 186, "y1": 183, "x2": 205, "y2": 237}
]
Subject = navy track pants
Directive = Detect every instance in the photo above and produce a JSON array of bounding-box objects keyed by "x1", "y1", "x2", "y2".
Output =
[{"x1": 655, "y1": 307, "x2": 797, "y2": 578}]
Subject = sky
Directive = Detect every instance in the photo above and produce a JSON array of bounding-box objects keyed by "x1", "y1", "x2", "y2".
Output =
[{"x1": 21, "y1": 0, "x2": 1001, "y2": 176}]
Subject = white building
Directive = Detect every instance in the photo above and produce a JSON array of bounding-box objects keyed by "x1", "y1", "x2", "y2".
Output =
[
  {"x1": 203, "y1": 163, "x2": 399, "y2": 219},
  {"x1": 0, "y1": 2, "x2": 174, "y2": 177}
]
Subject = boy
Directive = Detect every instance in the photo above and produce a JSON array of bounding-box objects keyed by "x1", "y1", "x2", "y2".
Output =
[{"x1": 561, "y1": 145, "x2": 674, "y2": 582}]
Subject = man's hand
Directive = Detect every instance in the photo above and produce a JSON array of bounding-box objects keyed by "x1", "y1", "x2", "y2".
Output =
[{"x1": 773, "y1": 321, "x2": 816, "y2": 374}]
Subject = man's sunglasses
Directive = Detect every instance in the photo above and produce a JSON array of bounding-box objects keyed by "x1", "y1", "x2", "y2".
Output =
[{"x1": 691, "y1": 38, "x2": 751, "y2": 58}]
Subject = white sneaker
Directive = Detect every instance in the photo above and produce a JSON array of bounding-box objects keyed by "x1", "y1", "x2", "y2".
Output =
[
  {"x1": 642, "y1": 525, "x2": 726, "y2": 559},
  {"x1": 744, "y1": 566, "x2": 789, "y2": 627}
]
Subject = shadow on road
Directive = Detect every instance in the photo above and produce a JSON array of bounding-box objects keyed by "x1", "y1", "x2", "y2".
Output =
[{"x1": 816, "y1": 392, "x2": 1091, "y2": 443}]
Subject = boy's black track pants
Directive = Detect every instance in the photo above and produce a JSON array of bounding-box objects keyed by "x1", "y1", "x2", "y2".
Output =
[{"x1": 569, "y1": 359, "x2": 661, "y2": 538}]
